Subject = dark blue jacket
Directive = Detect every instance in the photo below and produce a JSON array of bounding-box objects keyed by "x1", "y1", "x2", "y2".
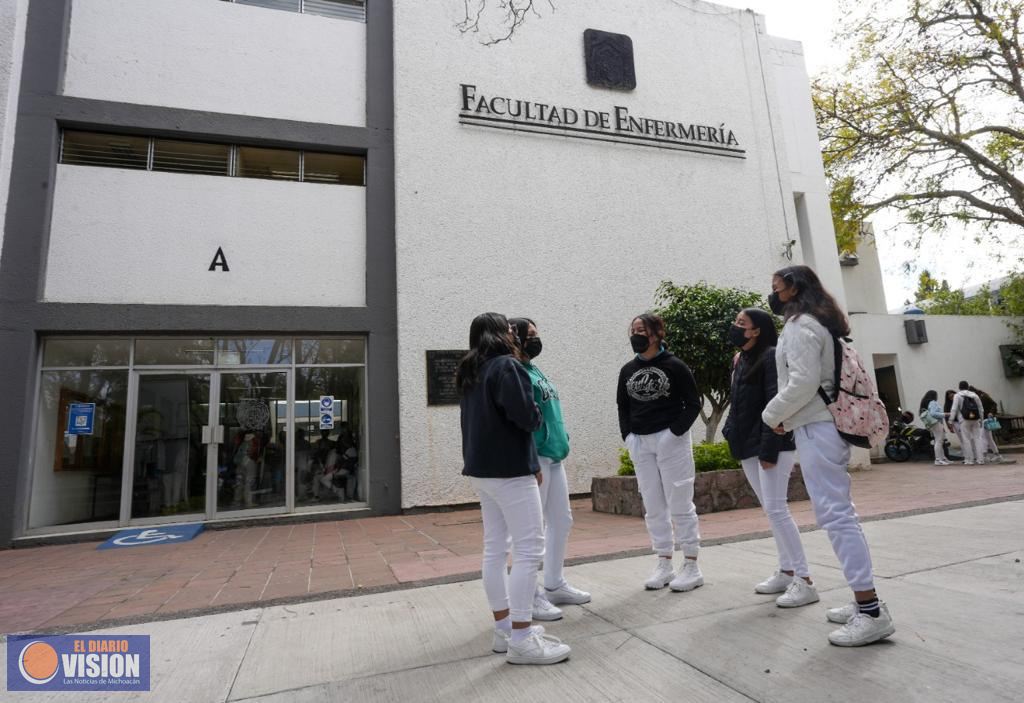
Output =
[
  {"x1": 722, "y1": 347, "x2": 795, "y2": 463},
  {"x1": 460, "y1": 354, "x2": 542, "y2": 478}
]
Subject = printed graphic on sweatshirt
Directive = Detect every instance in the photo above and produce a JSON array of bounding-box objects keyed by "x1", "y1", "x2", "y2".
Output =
[
  {"x1": 627, "y1": 367, "x2": 671, "y2": 401},
  {"x1": 536, "y1": 376, "x2": 559, "y2": 402}
]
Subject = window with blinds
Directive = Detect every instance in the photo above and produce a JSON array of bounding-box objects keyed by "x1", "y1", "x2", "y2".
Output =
[
  {"x1": 61, "y1": 132, "x2": 148, "y2": 170},
  {"x1": 153, "y1": 139, "x2": 231, "y2": 176},
  {"x1": 229, "y1": 0, "x2": 366, "y2": 22},
  {"x1": 60, "y1": 130, "x2": 365, "y2": 187}
]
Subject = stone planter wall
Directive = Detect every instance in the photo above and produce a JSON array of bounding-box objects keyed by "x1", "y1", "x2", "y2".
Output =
[{"x1": 591, "y1": 465, "x2": 809, "y2": 518}]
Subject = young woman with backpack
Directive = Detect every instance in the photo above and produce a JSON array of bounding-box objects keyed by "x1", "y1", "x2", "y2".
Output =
[
  {"x1": 458, "y1": 312, "x2": 571, "y2": 665},
  {"x1": 761, "y1": 266, "x2": 895, "y2": 647},
  {"x1": 722, "y1": 308, "x2": 818, "y2": 607},
  {"x1": 919, "y1": 390, "x2": 950, "y2": 466}
]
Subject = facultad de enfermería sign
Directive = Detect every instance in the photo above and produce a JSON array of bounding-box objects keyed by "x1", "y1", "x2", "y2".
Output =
[{"x1": 458, "y1": 84, "x2": 745, "y2": 159}]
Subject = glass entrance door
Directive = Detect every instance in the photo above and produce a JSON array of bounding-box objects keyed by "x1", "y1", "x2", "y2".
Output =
[
  {"x1": 130, "y1": 373, "x2": 210, "y2": 521},
  {"x1": 215, "y1": 371, "x2": 289, "y2": 516}
]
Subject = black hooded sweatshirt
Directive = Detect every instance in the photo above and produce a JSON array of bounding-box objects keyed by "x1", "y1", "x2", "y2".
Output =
[{"x1": 616, "y1": 351, "x2": 700, "y2": 440}]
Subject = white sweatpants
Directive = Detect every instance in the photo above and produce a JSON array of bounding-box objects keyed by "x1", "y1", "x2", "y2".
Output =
[
  {"x1": 984, "y1": 428, "x2": 1000, "y2": 456},
  {"x1": 794, "y1": 422, "x2": 875, "y2": 592},
  {"x1": 626, "y1": 428, "x2": 700, "y2": 558},
  {"x1": 740, "y1": 452, "x2": 809, "y2": 578},
  {"x1": 472, "y1": 475, "x2": 545, "y2": 622},
  {"x1": 960, "y1": 420, "x2": 986, "y2": 463},
  {"x1": 929, "y1": 423, "x2": 946, "y2": 462},
  {"x1": 537, "y1": 456, "x2": 573, "y2": 590}
]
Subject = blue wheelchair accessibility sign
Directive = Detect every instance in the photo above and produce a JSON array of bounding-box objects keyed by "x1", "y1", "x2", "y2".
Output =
[
  {"x1": 98, "y1": 524, "x2": 204, "y2": 550},
  {"x1": 67, "y1": 403, "x2": 96, "y2": 435}
]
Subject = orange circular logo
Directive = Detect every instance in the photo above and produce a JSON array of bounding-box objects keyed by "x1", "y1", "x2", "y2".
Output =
[{"x1": 18, "y1": 641, "x2": 59, "y2": 684}]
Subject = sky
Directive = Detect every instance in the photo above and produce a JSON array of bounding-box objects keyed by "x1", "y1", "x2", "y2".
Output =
[{"x1": 736, "y1": 0, "x2": 1020, "y2": 308}]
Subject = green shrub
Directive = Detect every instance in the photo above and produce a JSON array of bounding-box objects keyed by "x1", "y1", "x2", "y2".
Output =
[
  {"x1": 617, "y1": 441, "x2": 738, "y2": 476},
  {"x1": 693, "y1": 441, "x2": 740, "y2": 472},
  {"x1": 618, "y1": 447, "x2": 635, "y2": 475}
]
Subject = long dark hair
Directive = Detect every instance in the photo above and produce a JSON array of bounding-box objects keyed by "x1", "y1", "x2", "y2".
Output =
[
  {"x1": 509, "y1": 317, "x2": 536, "y2": 347},
  {"x1": 773, "y1": 265, "x2": 851, "y2": 337},
  {"x1": 943, "y1": 389, "x2": 956, "y2": 414},
  {"x1": 631, "y1": 313, "x2": 668, "y2": 348},
  {"x1": 919, "y1": 390, "x2": 938, "y2": 413},
  {"x1": 456, "y1": 312, "x2": 515, "y2": 394},
  {"x1": 739, "y1": 307, "x2": 778, "y2": 380}
]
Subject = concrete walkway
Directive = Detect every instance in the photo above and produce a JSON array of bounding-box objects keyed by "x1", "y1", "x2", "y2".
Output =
[
  {"x1": 3, "y1": 500, "x2": 1021, "y2": 702},
  {"x1": 1, "y1": 460, "x2": 1021, "y2": 634}
]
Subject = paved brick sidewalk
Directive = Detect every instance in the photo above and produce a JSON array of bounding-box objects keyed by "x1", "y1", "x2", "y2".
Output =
[{"x1": 0, "y1": 459, "x2": 1020, "y2": 634}]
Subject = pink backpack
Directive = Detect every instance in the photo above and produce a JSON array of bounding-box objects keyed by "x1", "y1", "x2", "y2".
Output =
[{"x1": 817, "y1": 336, "x2": 889, "y2": 448}]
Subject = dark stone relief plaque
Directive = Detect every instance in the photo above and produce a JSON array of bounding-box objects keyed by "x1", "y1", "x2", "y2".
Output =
[
  {"x1": 426, "y1": 350, "x2": 467, "y2": 406},
  {"x1": 584, "y1": 29, "x2": 636, "y2": 91}
]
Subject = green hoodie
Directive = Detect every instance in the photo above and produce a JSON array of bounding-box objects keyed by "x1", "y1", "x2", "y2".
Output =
[{"x1": 523, "y1": 362, "x2": 570, "y2": 461}]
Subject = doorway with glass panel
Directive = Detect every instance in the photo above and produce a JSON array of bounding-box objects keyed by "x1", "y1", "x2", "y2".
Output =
[
  {"x1": 120, "y1": 337, "x2": 366, "y2": 525},
  {"x1": 128, "y1": 368, "x2": 290, "y2": 522}
]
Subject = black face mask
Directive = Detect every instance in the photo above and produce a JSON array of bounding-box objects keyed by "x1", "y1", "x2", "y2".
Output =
[
  {"x1": 768, "y1": 291, "x2": 786, "y2": 315},
  {"x1": 728, "y1": 325, "x2": 750, "y2": 348},
  {"x1": 630, "y1": 334, "x2": 651, "y2": 354},
  {"x1": 523, "y1": 337, "x2": 543, "y2": 359}
]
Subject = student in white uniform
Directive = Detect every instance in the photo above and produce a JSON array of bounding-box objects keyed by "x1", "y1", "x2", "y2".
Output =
[
  {"x1": 919, "y1": 390, "x2": 950, "y2": 466},
  {"x1": 761, "y1": 265, "x2": 895, "y2": 647},
  {"x1": 949, "y1": 381, "x2": 986, "y2": 465},
  {"x1": 458, "y1": 312, "x2": 570, "y2": 665},
  {"x1": 722, "y1": 308, "x2": 818, "y2": 607},
  {"x1": 616, "y1": 313, "x2": 704, "y2": 593}
]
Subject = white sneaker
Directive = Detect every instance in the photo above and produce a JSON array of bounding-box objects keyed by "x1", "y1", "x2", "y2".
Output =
[
  {"x1": 644, "y1": 558, "x2": 675, "y2": 590},
  {"x1": 669, "y1": 560, "x2": 704, "y2": 592},
  {"x1": 505, "y1": 629, "x2": 571, "y2": 665},
  {"x1": 828, "y1": 603, "x2": 895, "y2": 646},
  {"x1": 754, "y1": 571, "x2": 792, "y2": 594},
  {"x1": 775, "y1": 578, "x2": 820, "y2": 608},
  {"x1": 826, "y1": 602, "x2": 857, "y2": 624},
  {"x1": 934, "y1": 459, "x2": 951, "y2": 466},
  {"x1": 545, "y1": 582, "x2": 591, "y2": 605},
  {"x1": 532, "y1": 586, "x2": 564, "y2": 621},
  {"x1": 492, "y1": 625, "x2": 544, "y2": 654},
  {"x1": 976, "y1": 460, "x2": 986, "y2": 465},
  {"x1": 964, "y1": 460, "x2": 975, "y2": 465}
]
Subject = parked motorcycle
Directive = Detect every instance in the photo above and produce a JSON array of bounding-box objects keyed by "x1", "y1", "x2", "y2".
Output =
[{"x1": 884, "y1": 410, "x2": 954, "y2": 462}]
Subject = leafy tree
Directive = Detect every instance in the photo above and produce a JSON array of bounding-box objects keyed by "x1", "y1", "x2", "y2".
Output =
[
  {"x1": 914, "y1": 270, "x2": 1024, "y2": 340},
  {"x1": 814, "y1": 0, "x2": 1024, "y2": 239},
  {"x1": 913, "y1": 269, "x2": 941, "y2": 302},
  {"x1": 654, "y1": 281, "x2": 765, "y2": 444},
  {"x1": 921, "y1": 282, "x2": 995, "y2": 314},
  {"x1": 829, "y1": 174, "x2": 869, "y2": 253}
]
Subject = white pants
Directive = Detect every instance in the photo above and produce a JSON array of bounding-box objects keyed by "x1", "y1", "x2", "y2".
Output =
[
  {"x1": 472, "y1": 475, "x2": 545, "y2": 622},
  {"x1": 959, "y1": 420, "x2": 986, "y2": 462},
  {"x1": 984, "y1": 428, "x2": 1000, "y2": 456},
  {"x1": 740, "y1": 452, "x2": 809, "y2": 578},
  {"x1": 929, "y1": 423, "x2": 946, "y2": 462},
  {"x1": 794, "y1": 422, "x2": 875, "y2": 591},
  {"x1": 537, "y1": 456, "x2": 573, "y2": 590},
  {"x1": 626, "y1": 428, "x2": 700, "y2": 558}
]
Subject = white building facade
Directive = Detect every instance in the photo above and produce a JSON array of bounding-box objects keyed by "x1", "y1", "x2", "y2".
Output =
[{"x1": 0, "y1": 0, "x2": 842, "y2": 544}]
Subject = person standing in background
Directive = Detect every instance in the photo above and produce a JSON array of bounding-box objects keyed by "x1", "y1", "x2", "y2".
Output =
[
  {"x1": 950, "y1": 381, "x2": 986, "y2": 466},
  {"x1": 510, "y1": 317, "x2": 591, "y2": 622}
]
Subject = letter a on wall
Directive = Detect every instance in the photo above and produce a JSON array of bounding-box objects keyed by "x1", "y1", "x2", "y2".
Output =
[{"x1": 209, "y1": 247, "x2": 229, "y2": 272}]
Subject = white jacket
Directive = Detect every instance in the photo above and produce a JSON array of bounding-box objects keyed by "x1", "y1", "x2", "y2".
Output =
[
  {"x1": 950, "y1": 390, "x2": 983, "y2": 423},
  {"x1": 761, "y1": 314, "x2": 836, "y2": 431}
]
